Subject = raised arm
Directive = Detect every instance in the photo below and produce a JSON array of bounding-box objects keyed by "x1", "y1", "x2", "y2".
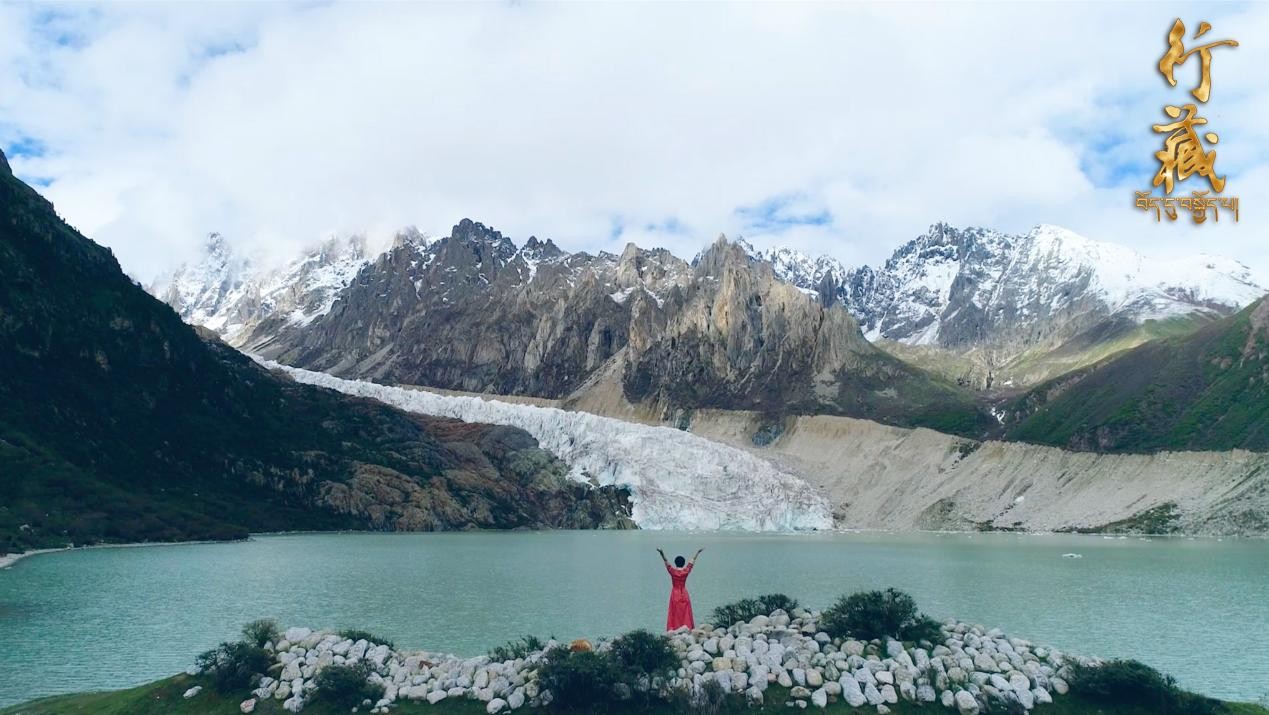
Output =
[
  {"x1": 656, "y1": 548, "x2": 669, "y2": 565},
  {"x1": 690, "y1": 547, "x2": 704, "y2": 565}
]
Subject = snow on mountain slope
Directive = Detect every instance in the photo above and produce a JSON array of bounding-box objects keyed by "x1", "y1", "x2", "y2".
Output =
[
  {"x1": 264, "y1": 360, "x2": 832, "y2": 531},
  {"x1": 150, "y1": 233, "x2": 251, "y2": 333},
  {"x1": 150, "y1": 233, "x2": 372, "y2": 345},
  {"x1": 752, "y1": 223, "x2": 1264, "y2": 352}
]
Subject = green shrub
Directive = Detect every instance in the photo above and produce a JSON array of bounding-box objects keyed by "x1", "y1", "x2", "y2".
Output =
[
  {"x1": 338, "y1": 628, "x2": 395, "y2": 649},
  {"x1": 610, "y1": 629, "x2": 679, "y2": 680},
  {"x1": 902, "y1": 614, "x2": 945, "y2": 644},
  {"x1": 709, "y1": 593, "x2": 800, "y2": 627},
  {"x1": 537, "y1": 647, "x2": 621, "y2": 711},
  {"x1": 821, "y1": 588, "x2": 940, "y2": 642},
  {"x1": 312, "y1": 662, "x2": 384, "y2": 709},
  {"x1": 1069, "y1": 659, "x2": 1222, "y2": 715},
  {"x1": 490, "y1": 635, "x2": 545, "y2": 662},
  {"x1": 195, "y1": 641, "x2": 271, "y2": 693},
  {"x1": 241, "y1": 619, "x2": 279, "y2": 649}
]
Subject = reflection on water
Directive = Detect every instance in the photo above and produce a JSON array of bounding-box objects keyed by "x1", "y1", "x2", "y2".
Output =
[{"x1": 0, "y1": 530, "x2": 1266, "y2": 705}]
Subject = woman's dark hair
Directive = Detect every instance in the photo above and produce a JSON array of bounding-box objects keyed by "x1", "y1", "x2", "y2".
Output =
[{"x1": 674, "y1": 555, "x2": 686, "y2": 568}]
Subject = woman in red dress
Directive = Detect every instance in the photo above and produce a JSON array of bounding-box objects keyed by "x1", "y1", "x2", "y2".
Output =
[{"x1": 658, "y1": 547, "x2": 703, "y2": 631}]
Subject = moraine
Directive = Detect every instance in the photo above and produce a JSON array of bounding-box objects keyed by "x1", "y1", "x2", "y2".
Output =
[{"x1": 1, "y1": 531, "x2": 1267, "y2": 706}]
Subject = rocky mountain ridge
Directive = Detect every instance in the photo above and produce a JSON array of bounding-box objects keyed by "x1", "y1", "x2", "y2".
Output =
[
  {"x1": 751, "y1": 223, "x2": 1264, "y2": 388},
  {"x1": 156, "y1": 220, "x2": 1264, "y2": 399},
  {"x1": 215, "y1": 220, "x2": 987, "y2": 434}
]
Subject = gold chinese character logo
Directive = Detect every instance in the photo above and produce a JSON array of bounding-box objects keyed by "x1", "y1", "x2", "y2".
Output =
[
  {"x1": 1136, "y1": 19, "x2": 1240, "y2": 224},
  {"x1": 1152, "y1": 103, "x2": 1222, "y2": 194},
  {"x1": 1158, "y1": 20, "x2": 1238, "y2": 103}
]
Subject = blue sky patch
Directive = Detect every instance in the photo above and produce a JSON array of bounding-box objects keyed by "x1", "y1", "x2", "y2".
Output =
[
  {"x1": 735, "y1": 194, "x2": 831, "y2": 233},
  {"x1": 5, "y1": 136, "x2": 46, "y2": 159}
]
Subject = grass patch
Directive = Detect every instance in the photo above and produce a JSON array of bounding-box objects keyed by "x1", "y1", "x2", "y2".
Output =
[
  {"x1": 4, "y1": 675, "x2": 1266, "y2": 715},
  {"x1": 489, "y1": 635, "x2": 545, "y2": 663}
]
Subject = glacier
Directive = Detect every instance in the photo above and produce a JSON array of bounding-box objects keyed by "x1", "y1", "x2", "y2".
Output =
[{"x1": 261, "y1": 360, "x2": 832, "y2": 532}]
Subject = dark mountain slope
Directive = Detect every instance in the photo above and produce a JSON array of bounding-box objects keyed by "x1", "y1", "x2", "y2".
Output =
[
  {"x1": 0, "y1": 151, "x2": 629, "y2": 556},
  {"x1": 1000, "y1": 296, "x2": 1269, "y2": 452}
]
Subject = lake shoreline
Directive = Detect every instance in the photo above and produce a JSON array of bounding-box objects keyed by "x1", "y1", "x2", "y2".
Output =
[
  {"x1": 0, "y1": 537, "x2": 249, "y2": 569},
  {"x1": 2, "y1": 525, "x2": 1254, "y2": 569}
]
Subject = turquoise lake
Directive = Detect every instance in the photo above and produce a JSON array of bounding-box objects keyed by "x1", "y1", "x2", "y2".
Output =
[{"x1": 0, "y1": 530, "x2": 1266, "y2": 706}]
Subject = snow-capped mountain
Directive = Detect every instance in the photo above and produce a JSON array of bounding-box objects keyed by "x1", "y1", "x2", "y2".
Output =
[
  {"x1": 154, "y1": 218, "x2": 1263, "y2": 406},
  {"x1": 754, "y1": 223, "x2": 1264, "y2": 356},
  {"x1": 149, "y1": 233, "x2": 372, "y2": 345},
  {"x1": 150, "y1": 233, "x2": 251, "y2": 334}
]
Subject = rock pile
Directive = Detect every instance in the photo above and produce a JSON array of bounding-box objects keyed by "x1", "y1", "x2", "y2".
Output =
[{"x1": 218, "y1": 614, "x2": 1095, "y2": 714}]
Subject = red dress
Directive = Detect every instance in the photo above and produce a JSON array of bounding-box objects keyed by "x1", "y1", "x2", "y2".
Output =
[{"x1": 665, "y1": 562, "x2": 695, "y2": 630}]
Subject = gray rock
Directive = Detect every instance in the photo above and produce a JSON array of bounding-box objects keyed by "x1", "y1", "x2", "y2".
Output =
[
  {"x1": 916, "y1": 684, "x2": 936, "y2": 702},
  {"x1": 239, "y1": 699, "x2": 256, "y2": 713},
  {"x1": 811, "y1": 687, "x2": 828, "y2": 708},
  {"x1": 486, "y1": 698, "x2": 506, "y2": 714},
  {"x1": 183, "y1": 686, "x2": 202, "y2": 699},
  {"x1": 955, "y1": 690, "x2": 980, "y2": 715},
  {"x1": 841, "y1": 675, "x2": 866, "y2": 707},
  {"x1": 973, "y1": 653, "x2": 1000, "y2": 673},
  {"x1": 880, "y1": 684, "x2": 898, "y2": 704},
  {"x1": 864, "y1": 682, "x2": 883, "y2": 706}
]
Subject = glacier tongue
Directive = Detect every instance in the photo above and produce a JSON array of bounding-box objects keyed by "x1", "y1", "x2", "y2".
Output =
[{"x1": 264, "y1": 361, "x2": 832, "y2": 532}]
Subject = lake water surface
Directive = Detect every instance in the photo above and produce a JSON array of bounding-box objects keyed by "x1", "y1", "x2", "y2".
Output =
[{"x1": 1, "y1": 531, "x2": 1266, "y2": 706}]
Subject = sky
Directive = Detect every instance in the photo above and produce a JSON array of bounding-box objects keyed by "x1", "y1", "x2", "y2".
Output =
[{"x1": 1, "y1": 1, "x2": 1267, "y2": 283}]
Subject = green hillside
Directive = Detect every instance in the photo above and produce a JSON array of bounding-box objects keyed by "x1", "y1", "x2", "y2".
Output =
[
  {"x1": 0, "y1": 151, "x2": 627, "y2": 556},
  {"x1": 1000, "y1": 298, "x2": 1269, "y2": 452}
]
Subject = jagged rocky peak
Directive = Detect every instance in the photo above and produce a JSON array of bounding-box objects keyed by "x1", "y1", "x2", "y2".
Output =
[
  {"x1": 391, "y1": 226, "x2": 432, "y2": 250},
  {"x1": 0, "y1": 147, "x2": 11, "y2": 174},
  {"x1": 742, "y1": 221, "x2": 1263, "y2": 357},
  {"x1": 692, "y1": 233, "x2": 760, "y2": 278},
  {"x1": 150, "y1": 230, "x2": 372, "y2": 345},
  {"x1": 613, "y1": 242, "x2": 690, "y2": 295},
  {"x1": 521, "y1": 235, "x2": 564, "y2": 260},
  {"x1": 451, "y1": 217, "x2": 516, "y2": 253}
]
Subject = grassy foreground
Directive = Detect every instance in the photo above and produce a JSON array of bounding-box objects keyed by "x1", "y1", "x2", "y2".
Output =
[{"x1": 4, "y1": 675, "x2": 1267, "y2": 715}]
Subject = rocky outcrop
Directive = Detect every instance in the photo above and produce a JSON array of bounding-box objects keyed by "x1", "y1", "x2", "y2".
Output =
[
  {"x1": 217, "y1": 611, "x2": 1097, "y2": 713},
  {"x1": 622, "y1": 237, "x2": 986, "y2": 432}
]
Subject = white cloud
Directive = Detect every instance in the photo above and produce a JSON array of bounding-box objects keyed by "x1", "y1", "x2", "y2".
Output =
[{"x1": 2, "y1": 2, "x2": 1267, "y2": 283}]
